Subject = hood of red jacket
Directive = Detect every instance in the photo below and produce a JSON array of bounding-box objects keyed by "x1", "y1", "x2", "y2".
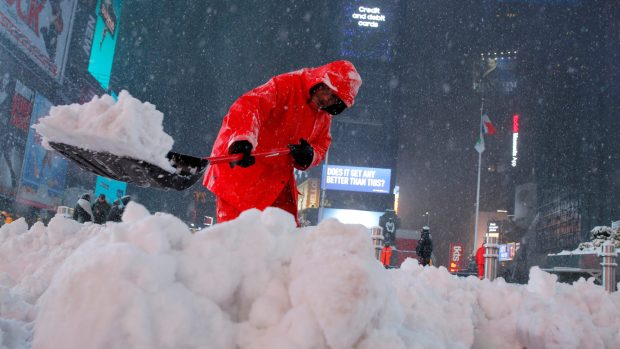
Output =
[{"x1": 301, "y1": 60, "x2": 362, "y2": 108}]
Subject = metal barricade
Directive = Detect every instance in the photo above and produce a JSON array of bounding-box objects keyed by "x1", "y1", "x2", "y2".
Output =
[
  {"x1": 599, "y1": 241, "x2": 617, "y2": 293},
  {"x1": 370, "y1": 226, "x2": 384, "y2": 260},
  {"x1": 484, "y1": 236, "x2": 499, "y2": 280}
]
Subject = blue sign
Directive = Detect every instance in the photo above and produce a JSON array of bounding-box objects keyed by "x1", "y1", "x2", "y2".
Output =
[
  {"x1": 321, "y1": 165, "x2": 391, "y2": 194},
  {"x1": 88, "y1": 0, "x2": 123, "y2": 90},
  {"x1": 94, "y1": 176, "x2": 127, "y2": 204}
]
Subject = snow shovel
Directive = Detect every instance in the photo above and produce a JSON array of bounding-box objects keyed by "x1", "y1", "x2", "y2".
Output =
[{"x1": 48, "y1": 142, "x2": 290, "y2": 191}]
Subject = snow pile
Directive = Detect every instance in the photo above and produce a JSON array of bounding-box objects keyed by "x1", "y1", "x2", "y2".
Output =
[
  {"x1": 1, "y1": 205, "x2": 620, "y2": 349},
  {"x1": 554, "y1": 226, "x2": 620, "y2": 255},
  {"x1": 578, "y1": 226, "x2": 620, "y2": 250},
  {"x1": 33, "y1": 90, "x2": 175, "y2": 172}
]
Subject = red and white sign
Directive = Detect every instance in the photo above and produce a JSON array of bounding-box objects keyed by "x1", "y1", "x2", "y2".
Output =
[
  {"x1": 0, "y1": 0, "x2": 78, "y2": 81},
  {"x1": 449, "y1": 243, "x2": 464, "y2": 273}
]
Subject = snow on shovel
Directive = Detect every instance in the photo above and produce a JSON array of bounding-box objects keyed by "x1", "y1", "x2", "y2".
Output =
[{"x1": 34, "y1": 91, "x2": 289, "y2": 191}]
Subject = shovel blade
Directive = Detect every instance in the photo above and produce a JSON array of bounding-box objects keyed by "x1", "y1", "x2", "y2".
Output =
[{"x1": 48, "y1": 142, "x2": 207, "y2": 191}]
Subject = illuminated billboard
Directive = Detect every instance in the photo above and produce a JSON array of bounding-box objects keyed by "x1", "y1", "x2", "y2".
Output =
[
  {"x1": 341, "y1": 1, "x2": 394, "y2": 61},
  {"x1": 321, "y1": 208, "x2": 383, "y2": 228},
  {"x1": 16, "y1": 94, "x2": 68, "y2": 210},
  {"x1": 321, "y1": 165, "x2": 391, "y2": 194},
  {"x1": 0, "y1": 0, "x2": 78, "y2": 81},
  {"x1": 88, "y1": 0, "x2": 123, "y2": 90},
  {"x1": 94, "y1": 176, "x2": 126, "y2": 204},
  {"x1": 473, "y1": 53, "x2": 518, "y2": 95}
]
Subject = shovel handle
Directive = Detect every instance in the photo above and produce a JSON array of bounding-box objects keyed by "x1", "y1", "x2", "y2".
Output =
[{"x1": 206, "y1": 148, "x2": 291, "y2": 164}]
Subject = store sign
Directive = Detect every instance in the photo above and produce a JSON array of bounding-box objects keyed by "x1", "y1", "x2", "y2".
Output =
[
  {"x1": 0, "y1": 0, "x2": 78, "y2": 81},
  {"x1": 322, "y1": 165, "x2": 391, "y2": 194},
  {"x1": 449, "y1": 243, "x2": 464, "y2": 273},
  {"x1": 487, "y1": 222, "x2": 499, "y2": 238}
]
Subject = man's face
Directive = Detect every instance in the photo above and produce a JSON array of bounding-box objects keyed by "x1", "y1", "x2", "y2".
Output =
[{"x1": 311, "y1": 84, "x2": 339, "y2": 109}]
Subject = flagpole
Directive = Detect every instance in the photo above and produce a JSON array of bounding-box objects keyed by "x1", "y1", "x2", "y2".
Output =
[{"x1": 473, "y1": 96, "x2": 484, "y2": 256}]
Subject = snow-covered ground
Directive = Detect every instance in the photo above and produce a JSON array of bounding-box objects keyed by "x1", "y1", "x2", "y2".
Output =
[{"x1": 1, "y1": 204, "x2": 619, "y2": 349}]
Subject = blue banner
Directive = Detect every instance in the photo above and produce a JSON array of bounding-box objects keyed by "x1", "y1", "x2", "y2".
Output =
[
  {"x1": 88, "y1": 0, "x2": 123, "y2": 90},
  {"x1": 321, "y1": 165, "x2": 391, "y2": 194},
  {"x1": 94, "y1": 176, "x2": 126, "y2": 204},
  {"x1": 16, "y1": 94, "x2": 68, "y2": 210}
]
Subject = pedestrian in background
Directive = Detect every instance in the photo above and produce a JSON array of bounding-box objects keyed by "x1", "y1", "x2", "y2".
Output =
[
  {"x1": 380, "y1": 242, "x2": 393, "y2": 269},
  {"x1": 476, "y1": 242, "x2": 486, "y2": 279},
  {"x1": 107, "y1": 195, "x2": 131, "y2": 223},
  {"x1": 91, "y1": 194, "x2": 111, "y2": 224},
  {"x1": 72, "y1": 193, "x2": 93, "y2": 223},
  {"x1": 416, "y1": 226, "x2": 433, "y2": 266}
]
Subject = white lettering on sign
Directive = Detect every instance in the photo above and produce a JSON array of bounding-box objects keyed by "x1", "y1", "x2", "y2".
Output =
[
  {"x1": 83, "y1": 15, "x2": 97, "y2": 56},
  {"x1": 352, "y1": 6, "x2": 386, "y2": 28},
  {"x1": 512, "y1": 132, "x2": 518, "y2": 167},
  {"x1": 451, "y1": 246, "x2": 462, "y2": 262}
]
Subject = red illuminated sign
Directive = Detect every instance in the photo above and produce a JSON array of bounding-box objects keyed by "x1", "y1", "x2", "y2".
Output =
[{"x1": 512, "y1": 114, "x2": 520, "y2": 133}]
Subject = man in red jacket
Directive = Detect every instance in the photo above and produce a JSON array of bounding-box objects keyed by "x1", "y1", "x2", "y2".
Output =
[
  {"x1": 204, "y1": 61, "x2": 362, "y2": 225},
  {"x1": 476, "y1": 242, "x2": 486, "y2": 279}
]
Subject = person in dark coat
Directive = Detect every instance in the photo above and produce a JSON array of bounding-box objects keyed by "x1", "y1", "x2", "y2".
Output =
[
  {"x1": 106, "y1": 195, "x2": 131, "y2": 222},
  {"x1": 416, "y1": 226, "x2": 433, "y2": 266},
  {"x1": 91, "y1": 194, "x2": 111, "y2": 224},
  {"x1": 379, "y1": 209, "x2": 400, "y2": 246},
  {"x1": 72, "y1": 193, "x2": 93, "y2": 223}
]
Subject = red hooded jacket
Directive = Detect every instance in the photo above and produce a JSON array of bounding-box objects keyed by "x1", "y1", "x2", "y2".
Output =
[
  {"x1": 203, "y1": 61, "x2": 362, "y2": 212},
  {"x1": 476, "y1": 244, "x2": 486, "y2": 266}
]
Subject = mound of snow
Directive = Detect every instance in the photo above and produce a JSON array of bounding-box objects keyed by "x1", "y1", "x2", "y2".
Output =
[{"x1": 1, "y1": 204, "x2": 619, "y2": 349}]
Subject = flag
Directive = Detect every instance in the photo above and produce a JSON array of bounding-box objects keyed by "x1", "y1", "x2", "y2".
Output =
[
  {"x1": 474, "y1": 134, "x2": 485, "y2": 153},
  {"x1": 482, "y1": 114, "x2": 496, "y2": 135},
  {"x1": 474, "y1": 113, "x2": 494, "y2": 153}
]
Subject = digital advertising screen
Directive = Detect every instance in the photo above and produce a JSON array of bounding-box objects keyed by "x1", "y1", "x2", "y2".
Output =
[
  {"x1": 88, "y1": 0, "x2": 123, "y2": 90},
  {"x1": 321, "y1": 208, "x2": 384, "y2": 228},
  {"x1": 0, "y1": 0, "x2": 78, "y2": 81},
  {"x1": 321, "y1": 164, "x2": 391, "y2": 194},
  {"x1": 16, "y1": 94, "x2": 68, "y2": 210},
  {"x1": 94, "y1": 176, "x2": 127, "y2": 204},
  {"x1": 340, "y1": 1, "x2": 395, "y2": 61}
]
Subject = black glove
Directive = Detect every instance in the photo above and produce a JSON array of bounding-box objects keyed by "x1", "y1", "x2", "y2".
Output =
[
  {"x1": 288, "y1": 138, "x2": 313, "y2": 169},
  {"x1": 228, "y1": 140, "x2": 255, "y2": 168}
]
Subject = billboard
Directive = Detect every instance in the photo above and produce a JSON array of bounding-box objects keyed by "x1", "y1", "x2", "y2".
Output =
[
  {"x1": 473, "y1": 53, "x2": 518, "y2": 95},
  {"x1": 321, "y1": 165, "x2": 391, "y2": 194},
  {"x1": 321, "y1": 208, "x2": 383, "y2": 228},
  {"x1": 0, "y1": 0, "x2": 78, "y2": 81},
  {"x1": 498, "y1": 243, "x2": 517, "y2": 261},
  {"x1": 94, "y1": 175, "x2": 126, "y2": 204},
  {"x1": 88, "y1": 0, "x2": 123, "y2": 90},
  {"x1": 9, "y1": 80, "x2": 34, "y2": 132},
  {"x1": 341, "y1": 1, "x2": 395, "y2": 61},
  {"x1": 16, "y1": 94, "x2": 68, "y2": 210}
]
